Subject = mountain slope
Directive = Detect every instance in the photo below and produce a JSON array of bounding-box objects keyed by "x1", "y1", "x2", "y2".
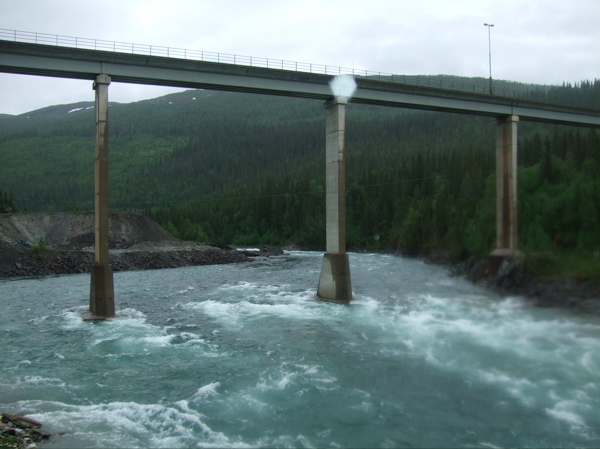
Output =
[{"x1": 1, "y1": 77, "x2": 599, "y2": 276}]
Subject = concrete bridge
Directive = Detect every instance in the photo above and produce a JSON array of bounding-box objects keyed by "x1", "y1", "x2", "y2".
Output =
[{"x1": 2, "y1": 30, "x2": 600, "y2": 316}]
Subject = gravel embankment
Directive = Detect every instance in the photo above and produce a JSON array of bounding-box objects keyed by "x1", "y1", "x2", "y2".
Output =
[
  {"x1": 0, "y1": 244, "x2": 252, "y2": 278},
  {"x1": 0, "y1": 212, "x2": 279, "y2": 278}
]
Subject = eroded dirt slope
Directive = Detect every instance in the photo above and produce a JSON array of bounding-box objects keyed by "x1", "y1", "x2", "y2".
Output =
[
  {"x1": 0, "y1": 212, "x2": 253, "y2": 278},
  {"x1": 0, "y1": 212, "x2": 180, "y2": 249}
]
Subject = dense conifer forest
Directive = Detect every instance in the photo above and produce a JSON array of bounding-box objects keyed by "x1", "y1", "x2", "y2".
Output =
[{"x1": 1, "y1": 76, "x2": 599, "y2": 278}]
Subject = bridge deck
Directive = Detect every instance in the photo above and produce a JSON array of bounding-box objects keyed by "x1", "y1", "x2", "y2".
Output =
[{"x1": 1, "y1": 40, "x2": 600, "y2": 127}]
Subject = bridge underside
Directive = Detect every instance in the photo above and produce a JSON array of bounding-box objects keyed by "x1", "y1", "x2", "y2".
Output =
[{"x1": 2, "y1": 39, "x2": 600, "y2": 311}]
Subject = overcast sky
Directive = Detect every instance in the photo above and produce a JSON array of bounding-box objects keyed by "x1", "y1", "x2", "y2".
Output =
[{"x1": 1, "y1": 0, "x2": 598, "y2": 115}]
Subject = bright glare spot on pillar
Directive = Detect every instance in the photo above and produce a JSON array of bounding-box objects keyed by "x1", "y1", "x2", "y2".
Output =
[{"x1": 329, "y1": 75, "x2": 357, "y2": 101}]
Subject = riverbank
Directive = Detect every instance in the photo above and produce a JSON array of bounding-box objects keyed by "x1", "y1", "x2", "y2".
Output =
[
  {"x1": 0, "y1": 212, "x2": 284, "y2": 278},
  {"x1": 444, "y1": 253, "x2": 600, "y2": 316},
  {"x1": 0, "y1": 243, "x2": 253, "y2": 278}
]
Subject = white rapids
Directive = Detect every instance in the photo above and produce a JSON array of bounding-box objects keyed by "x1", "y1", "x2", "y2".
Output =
[{"x1": 1, "y1": 251, "x2": 598, "y2": 448}]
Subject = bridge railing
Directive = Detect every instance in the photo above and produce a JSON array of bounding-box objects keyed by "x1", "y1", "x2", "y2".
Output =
[{"x1": 0, "y1": 28, "x2": 572, "y2": 103}]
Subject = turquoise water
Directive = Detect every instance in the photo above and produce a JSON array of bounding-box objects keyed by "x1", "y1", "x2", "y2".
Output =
[{"x1": 1, "y1": 251, "x2": 599, "y2": 448}]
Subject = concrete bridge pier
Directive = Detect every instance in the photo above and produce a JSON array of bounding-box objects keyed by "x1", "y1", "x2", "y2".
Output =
[
  {"x1": 488, "y1": 114, "x2": 522, "y2": 276},
  {"x1": 317, "y1": 98, "x2": 352, "y2": 303},
  {"x1": 87, "y1": 74, "x2": 115, "y2": 319}
]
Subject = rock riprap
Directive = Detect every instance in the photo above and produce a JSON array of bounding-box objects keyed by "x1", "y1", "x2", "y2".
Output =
[{"x1": 0, "y1": 413, "x2": 52, "y2": 449}]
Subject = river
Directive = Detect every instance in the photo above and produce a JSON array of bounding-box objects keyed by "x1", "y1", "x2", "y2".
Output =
[{"x1": 1, "y1": 251, "x2": 598, "y2": 448}]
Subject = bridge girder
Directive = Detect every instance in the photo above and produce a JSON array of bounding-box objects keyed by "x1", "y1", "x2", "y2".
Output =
[{"x1": 2, "y1": 40, "x2": 600, "y2": 127}]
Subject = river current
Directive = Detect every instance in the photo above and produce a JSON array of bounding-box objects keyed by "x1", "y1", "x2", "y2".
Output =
[{"x1": 1, "y1": 251, "x2": 599, "y2": 448}]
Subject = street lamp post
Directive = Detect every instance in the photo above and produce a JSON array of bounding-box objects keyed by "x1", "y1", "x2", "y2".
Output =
[{"x1": 484, "y1": 23, "x2": 494, "y2": 95}]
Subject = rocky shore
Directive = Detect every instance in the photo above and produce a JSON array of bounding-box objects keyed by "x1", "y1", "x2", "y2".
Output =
[
  {"x1": 0, "y1": 212, "x2": 285, "y2": 278},
  {"x1": 0, "y1": 243, "x2": 257, "y2": 278},
  {"x1": 0, "y1": 413, "x2": 52, "y2": 449},
  {"x1": 450, "y1": 255, "x2": 600, "y2": 316}
]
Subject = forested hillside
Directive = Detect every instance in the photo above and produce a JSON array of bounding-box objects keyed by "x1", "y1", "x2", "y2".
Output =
[{"x1": 1, "y1": 76, "x2": 599, "y2": 277}]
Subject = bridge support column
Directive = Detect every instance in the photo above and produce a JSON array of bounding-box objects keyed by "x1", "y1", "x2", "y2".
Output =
[
  {"x1": 87, "y1": 74, "x2": 115, "y2": 320},
  {"x1": 488, "y1": 114, "x2": 522, "y2": 276},
  {"x1": 317, "y1": 98, "x2": 352, "y2": 303}
]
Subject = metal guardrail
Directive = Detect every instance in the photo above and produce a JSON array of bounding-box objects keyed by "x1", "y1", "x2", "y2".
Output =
[{"x1": 0, "y1": 28, "x2": 562, "y2": 100}]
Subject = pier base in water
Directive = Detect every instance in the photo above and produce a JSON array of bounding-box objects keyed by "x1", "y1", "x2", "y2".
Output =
[
  {"x1": 487, "y1": 248, "x2": 524, "y2": 278},
  {"x1": 87, "y1": 263, "x2": 115, "y2": 319},
  {"x1": 317, "y1": 253, "x2": 352, "y2": 303}
]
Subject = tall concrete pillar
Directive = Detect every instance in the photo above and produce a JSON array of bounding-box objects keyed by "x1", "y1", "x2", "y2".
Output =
[
  {"x1": 488, "y1": 114, "x2": 521, "y2": 275},
  {"x1": 88, "y1": 74, "x2": 115, "y2": 319},
  {"x1": 317, "y1": 98, "x2": 352, "y2": 303}
]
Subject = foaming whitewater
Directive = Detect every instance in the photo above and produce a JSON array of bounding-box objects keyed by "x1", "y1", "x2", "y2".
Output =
[{"x1": 1, "y1": 252, "x2": 599, "y2": 448}]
